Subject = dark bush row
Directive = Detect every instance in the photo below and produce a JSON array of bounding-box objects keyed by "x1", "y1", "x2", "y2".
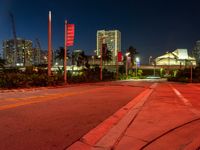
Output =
[
  {"x1": 0, "y1": 66, "x2": 115, "y2": 89},
  {"x1": 0, "y1": 73, "x2": 64, "y2": 88},
  {"x1": 167, "y1": 67, "x2": 200, "y2": 83}
]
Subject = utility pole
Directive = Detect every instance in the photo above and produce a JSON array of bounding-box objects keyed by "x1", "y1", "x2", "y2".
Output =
[
  {"x1": 190, "y1": 61, "x2": 193, "y2": 83},
  {"x1": 64, "y1": 20, "x2": 67, "y2": 84},
  {"x1": 153, "y1": 61, "x2": 156, "y2": 76},
  {"x1": 125, "y1": 52, "x2": 130, "y2": 79},
  {"x1": 149, "y1": 56, "x2": 152, "y2": 65},
  {"x1": 48, "y1": 11, "x2": 52, "y2": 77},
  {"x1": 116, "y1": 54, "x2": 118, "y2": 80},
  {"x1": 100, "y1": 35, "x2": 107, "y2": 81}
]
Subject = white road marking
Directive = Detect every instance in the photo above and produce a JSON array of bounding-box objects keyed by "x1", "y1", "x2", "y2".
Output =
[{"x1": 170, "y1": 84, "x2": 200, "y2": 115}]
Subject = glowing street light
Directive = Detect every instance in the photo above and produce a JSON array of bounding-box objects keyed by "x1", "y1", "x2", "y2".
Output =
[
  {"x1": 149, "y1": 56, "x2": 152, "y2": 65},
  {"x1": 190, "y1": 61, "x2": 193, "y2": 83},
  {"x1": 135, "y1": 57, "x2": 140, "y2": 77},
  {"x1": 125, "y1": 52, "x2": 130, "y2": 79}
]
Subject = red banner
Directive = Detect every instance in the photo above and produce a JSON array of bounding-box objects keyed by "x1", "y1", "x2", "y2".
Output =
[
  {"x1": 66, "y1": 24, "x2": 75, "y2": 46},
  {"x1": 118, "y1": 52, "x2": 123, "y2": 62}
]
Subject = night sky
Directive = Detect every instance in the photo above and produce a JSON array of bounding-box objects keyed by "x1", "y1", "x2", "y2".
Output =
[{"x1": 1, "y1": 0, "x2": 200, "y2": 63}]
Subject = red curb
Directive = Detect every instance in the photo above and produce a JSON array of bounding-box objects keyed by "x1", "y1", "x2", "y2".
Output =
[{"x1": 66, "y1": 83, "x2": 156, "y2": 150}]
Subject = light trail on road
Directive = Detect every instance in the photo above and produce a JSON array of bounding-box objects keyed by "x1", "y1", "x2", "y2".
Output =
[{"x1": 0, "y1": 86, "x2": 110, "y2": 111}]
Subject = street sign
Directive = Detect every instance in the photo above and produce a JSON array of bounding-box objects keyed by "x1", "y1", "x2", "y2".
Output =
[{"x1": 66, "y1": 24, "x2": 75, "y2": 46}]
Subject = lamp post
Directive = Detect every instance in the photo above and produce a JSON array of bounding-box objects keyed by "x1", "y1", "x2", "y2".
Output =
[
  {"x1": 125, "y1": 52, "x2": 130, "y2": 79},
  {"x1": 153, "y1": 60, "x2": 156, "y2": 76},
  {"x1": 64, "y1": 20, "x2": 67, "y2": 84},
  {"x1": 92, "y1": 56, "x2": 94, "y2": 65},
  {"x1": 135, "y1": 57, "x2": 140, "y2": 77},
  {"x1": 100, "y1": 35, "x2": 107, "y2": 81},
  {"x1": 149, "y1": 56, "x2": 152, "y2": 65},
  {"x1": 48, "y1": 11, "x2": 52, "y2": 77},
  {"x1": 190, "y1": 61, "x2": 193, "y2": 83}
]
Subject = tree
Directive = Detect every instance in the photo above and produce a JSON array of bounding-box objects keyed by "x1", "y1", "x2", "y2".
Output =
[
  {"x1": 78, "y1": 51, "x2": 87, "y2": 66},
  {"x1": 72, "y1": 50, "x2": 88, "y2": 66},
  {"x1": 127, "y1": 46, "x2": 139, "y2": 65},
  {"x1": 0, "y1": 58, "x2": 6, "y2": 69},
  {"x1": 102, "y1": 43, "x2": 112, "y2": 64},
  {"x1": 55, "y1": 47, "x2": 70, "y2": 65}
]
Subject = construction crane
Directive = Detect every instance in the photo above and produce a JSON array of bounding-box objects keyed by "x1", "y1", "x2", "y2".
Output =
[
  {"x1": 35, "y1": 38, "x2": 41, "y2": 65},
  {"x1": 9, "y1": 12, "x2": 18, "y2": 66}
]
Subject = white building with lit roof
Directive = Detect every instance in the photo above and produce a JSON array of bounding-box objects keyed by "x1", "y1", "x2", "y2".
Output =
[{"x1": 155, "y1": 49, "x2": 196, "y2": 67}]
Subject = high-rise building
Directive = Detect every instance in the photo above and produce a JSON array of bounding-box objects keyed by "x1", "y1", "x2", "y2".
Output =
[
  {"x1": 3, "y1": 38, "x2": 33, "y2": 67},
  {"x1": 96, "y1": 30, "x2": 121, "y2": 64},
  {"x1": 32, "y1": 47, "x2": 41, "y2": 65},
  {"x1": 193, "y1": 40, "x2": 200, "y2": 65}
]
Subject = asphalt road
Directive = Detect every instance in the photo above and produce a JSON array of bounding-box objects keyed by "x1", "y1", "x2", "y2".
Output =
[{"x1": 0, "y1": 81, "x2": 153, "y2": 150}]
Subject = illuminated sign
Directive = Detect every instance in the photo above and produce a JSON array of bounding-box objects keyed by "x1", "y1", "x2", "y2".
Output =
[{"x1": 66, "y1": 24, "x2": 75, "y2": 46}]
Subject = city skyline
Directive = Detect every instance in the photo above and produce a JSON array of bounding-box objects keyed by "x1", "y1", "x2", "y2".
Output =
[{"x1": 1, "y1": 0, "x2": 200, "y2": 63}]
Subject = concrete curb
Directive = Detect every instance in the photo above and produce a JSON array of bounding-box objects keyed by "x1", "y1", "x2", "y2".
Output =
[{"x1": 66, "y1": 83, "x2": 157, "y2": 150}]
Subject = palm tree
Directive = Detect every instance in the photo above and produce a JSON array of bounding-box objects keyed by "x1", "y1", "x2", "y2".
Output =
[
  {"x1": 127, "y1": 46, "x2": 139, "y2": 65},
  {"x1": 55, "y1": 47, "x2": 70, "y2": 65},
  {"x1": 72, "y1": 50, "x2": 88, "y2": 67},
  {"x1": 77, "y1": 51, "x2": 86, "y2": 66},
  {"x1": 102, "y1": 43, "x2": 112, "y2": 64}
]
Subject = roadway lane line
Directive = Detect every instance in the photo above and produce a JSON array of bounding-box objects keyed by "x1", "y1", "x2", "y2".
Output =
[
  {"x1": 169, "y1": 84, "x2": 200, "y2": 115},
  {"x1": 0, "y1": 86, "x2": 110, "y2": 111}
]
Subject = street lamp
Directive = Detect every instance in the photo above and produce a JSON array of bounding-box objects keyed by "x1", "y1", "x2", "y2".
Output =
[
  {"x1": 135, "y1": 57, "x2": 140, "y2": 77},
  {"x1": 153, "y1": 60, "x2": 156, "y2": 76},
  {"x1": 125, "y1": 52, "x2": 130, "y2": 79},
  {"x1": 149, "y1": 56, "x2": 152, "y2": 65},
  {"x1": 92, "y1": 56, "x2": 94, "y2": 65},
  {"x1": 100, "y1": 35, "x2": 107, "y2": 81},
  {"x1": 190, "y1": 61, "x2": 193, "y2": 83}
]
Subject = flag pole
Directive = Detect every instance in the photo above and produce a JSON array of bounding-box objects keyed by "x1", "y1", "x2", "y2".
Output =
[
  {"x1": 64, "y1": 20, "x2": 67, "y2": 84},
  {"x1": 48, "y1": 11, "x2": 52, "y2": 77}
]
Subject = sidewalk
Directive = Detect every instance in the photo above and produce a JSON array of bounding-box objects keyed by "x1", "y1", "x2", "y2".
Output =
[{"x1": 67, "y1": 82, "x2": 200, "y2": 150}]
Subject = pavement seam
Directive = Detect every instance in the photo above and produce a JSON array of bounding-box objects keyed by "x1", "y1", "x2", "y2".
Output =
[{"x1": 139, "y1": 117, "x2": 200, "y2": 150}]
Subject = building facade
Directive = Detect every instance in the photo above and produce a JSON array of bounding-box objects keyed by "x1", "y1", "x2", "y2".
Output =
[
  {"x1": 193, "y1": 40, "x2": 200, "y2": 65},
  {"x1": 155, "y1": 49, "x2": 196, "y2": 67},
  {"x1": 96, "y1": 30, "x2": 121, "y2": 65},
  {"x1": 3, "y1": 38, "x2": 34, "y2": 67}
]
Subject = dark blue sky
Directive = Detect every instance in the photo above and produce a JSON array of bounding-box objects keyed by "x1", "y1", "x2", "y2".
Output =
[{"x1": 1, "y1": 0, "x2": 200, "y2": 63}]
